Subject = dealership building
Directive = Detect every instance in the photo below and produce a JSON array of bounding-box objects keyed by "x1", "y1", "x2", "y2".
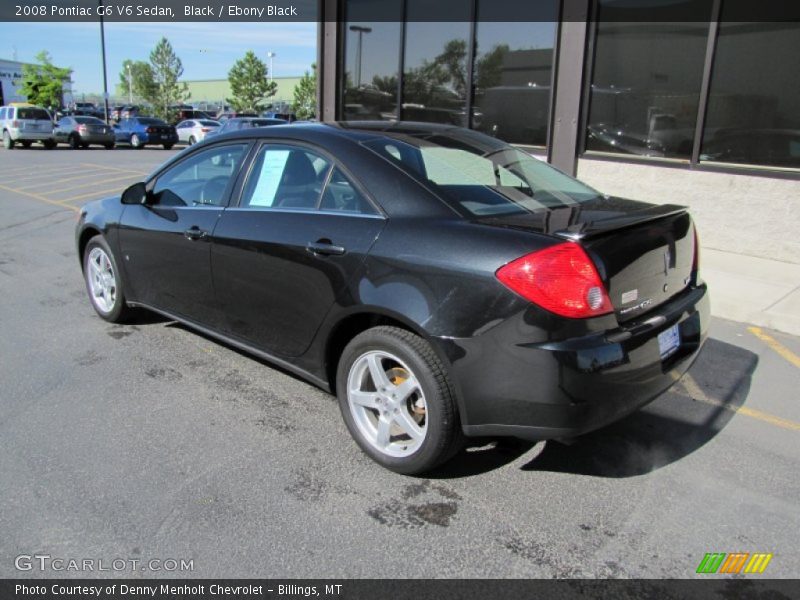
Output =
[
  {"x1": 0, "y1": 57, "x2": 73, "y2": 107},
  {"x1": 315, "y1": 0, "x2": 800, "y2": 264}
]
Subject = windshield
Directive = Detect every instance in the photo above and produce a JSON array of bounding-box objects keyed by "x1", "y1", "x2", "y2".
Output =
[
  {"x1": 362, "y1": 135, "x2": 601, "y2": 216},
  {"x1": 74, "y1": 116, "x2": 103, "y2": 124},
  {"x1": 17, "y1": 107, "x2": 51, "y2": 120}
]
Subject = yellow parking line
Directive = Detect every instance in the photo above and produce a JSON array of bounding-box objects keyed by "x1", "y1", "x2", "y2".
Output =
[
  {"x1": 681, "y1": 373, "x2": 800, "y2": 432},
  {"x1": 41, "y1": 173, "x2": 140, "y2": 195},
  {"x1": 11, "y1": 165, "x2": 81, "y2": 184},
  {"x1": 748, "y1": 326, "x2": 800, "y2": 370},
  {"x1": 16, "y1": 170, "x2": 121, "y2": 191},
  {"x1": 81, "y1": 162, "x2": 149, "y2": 176},
  {"x1": 60, "y1": 186, "x2": 124, "y2": 204},
  {"x1": 0, "y1": 183, "x2": 79, "y2": 213}
]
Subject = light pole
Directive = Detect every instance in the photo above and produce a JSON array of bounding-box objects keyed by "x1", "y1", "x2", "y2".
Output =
[
  {"x1": 126, "y1": 63, "x2": 132, "y2": 104},
  {"x1": 98, "y1": 0, "x2": 110, "y2": 123},
  {"x1": 348, "y1": 25, "x2": 372, "y2": 88},
  {"x1": 267, "y1": 51, "x2": 276, "y2": 83}
]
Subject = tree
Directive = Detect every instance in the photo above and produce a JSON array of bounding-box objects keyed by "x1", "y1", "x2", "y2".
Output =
[
  {"x1": 292, "y1": 63, "x2": 317, "y2": 120},
  {"x1": 118, "y1": 59, "x2": 157, "y2": 104},
  {"x1": 19, "y1": 51, "x2": 71, "y2": 109},
  {"x1": 148, "y1": 37, "x2": 190, "y2": 120},
  {"x1": 226, "y1": 50, "x2": 277, "y2": 112}
]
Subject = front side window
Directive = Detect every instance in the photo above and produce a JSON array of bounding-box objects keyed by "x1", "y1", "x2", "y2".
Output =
[
  {"x1": 152, "y1": 144, "x2": 248, "y2": 207},
  {"x1": 241, "y1": 145, "x2": 332, "y2": 211}
]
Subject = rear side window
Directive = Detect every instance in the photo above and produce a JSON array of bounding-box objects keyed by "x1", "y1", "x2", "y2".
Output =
[
  {"x1": 320, "y1": 168, "x2": 375, "y2": 215},
  {"x1": 17, "y1": 107, "x2": 50, "y2": 120}
]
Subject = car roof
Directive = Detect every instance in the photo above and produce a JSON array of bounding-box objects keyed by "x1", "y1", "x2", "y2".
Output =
[{"x1": 204, "y1": 120, "x2": 504, "y2": 152}]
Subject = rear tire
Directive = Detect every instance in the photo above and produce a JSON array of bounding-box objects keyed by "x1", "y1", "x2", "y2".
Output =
[
  {"x1": 20, "y1": 140, "x2": 32, "y2": 148},
  {"x1": 3, "y1": 130, "x2": 14, "y2": 149},
  {"x1": 336, "y1": 326, "x2": 463, "y2": 475},
  {"x1": 83, "y1": 235, "x2": 133, "y2": 323},
  {"x1": 188, "y1": 136, "x2": 196, "y2": 145}
]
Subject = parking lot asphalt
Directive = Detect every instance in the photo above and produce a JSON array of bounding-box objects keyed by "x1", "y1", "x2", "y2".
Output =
[{"x1": 1, "y1": 146, "x2": 799, "y2": 579}]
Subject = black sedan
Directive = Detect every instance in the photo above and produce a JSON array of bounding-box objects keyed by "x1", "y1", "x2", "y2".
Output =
[{"x1": 75, "y1": 122, "x2": 708, "y2": 474}]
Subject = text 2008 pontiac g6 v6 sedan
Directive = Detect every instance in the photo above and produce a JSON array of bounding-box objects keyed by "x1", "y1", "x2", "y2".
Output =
[{"x1": 76, "y1": 122, "x2": 708, "y2": 474}]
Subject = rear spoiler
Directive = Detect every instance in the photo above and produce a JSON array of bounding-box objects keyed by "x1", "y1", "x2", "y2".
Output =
[{"x1": 554, "y1": 204, "x2": 688, "y2": 241}]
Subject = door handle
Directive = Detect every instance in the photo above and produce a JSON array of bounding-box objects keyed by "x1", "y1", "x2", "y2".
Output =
[
  {"x1": 184, "y1": 226, "x2": 208, "y2": 241},
  {"x1": 306, "y1": 240, "x2": 346, "y2": 256}
]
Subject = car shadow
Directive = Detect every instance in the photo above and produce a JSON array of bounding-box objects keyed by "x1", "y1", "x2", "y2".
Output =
[{"x1": 518, "y1": 337, "x2": 757, "y2": 478}]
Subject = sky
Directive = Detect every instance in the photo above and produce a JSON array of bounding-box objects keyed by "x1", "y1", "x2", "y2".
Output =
[{"x1": 0, "y1": 22, "x2": 317, "y2": 95}]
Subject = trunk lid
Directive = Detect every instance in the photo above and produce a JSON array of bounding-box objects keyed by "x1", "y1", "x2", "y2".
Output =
[{"x1": 476, "y1": 197, "x2": 696, "y2": 322}]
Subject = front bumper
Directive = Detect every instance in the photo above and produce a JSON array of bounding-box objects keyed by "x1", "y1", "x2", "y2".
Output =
[{"x1": 436, "y1": 283, "x2": 710, "y2": 441}]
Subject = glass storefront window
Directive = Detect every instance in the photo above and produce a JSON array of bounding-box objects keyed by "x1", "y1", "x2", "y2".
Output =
[
  {"x1": 342, "y1": 0, "x2": 402, "y2": 121},
  {"x1": 700, "y1": 21, "x2": 800, "y2": 169},
  {"x1": 584, "y1": 0, "x2": 713, "y2": 159},
  {"x1": 472, "y1": 2, "x2": 558, "y2": 146},
  {"x1": 401, "y1": 0, "x2": 471, "y2": 125}
]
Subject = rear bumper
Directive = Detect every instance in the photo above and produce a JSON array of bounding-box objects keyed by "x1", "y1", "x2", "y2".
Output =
[
  {"x1": 80, "y1": 133, "x2": 115, "y2": 144},
  {"x1": 436, "y1": 283, "x2": 710, "y2": 441},
  {"x1": 9, "y1": 129, "x2": 53, "y2": 141},
  {"x1": 141, "y1": 133, "x2": 178, "y2": 145}
]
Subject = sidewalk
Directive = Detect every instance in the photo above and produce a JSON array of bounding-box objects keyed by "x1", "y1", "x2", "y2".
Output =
[{"x1": 701, "y1": 248, "x2": 800, "y2": 337}]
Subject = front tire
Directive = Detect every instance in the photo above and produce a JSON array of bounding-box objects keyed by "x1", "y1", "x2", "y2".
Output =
[
  {"x1": 130, "y1": 134, "x2": 143, "y2": 149},
  {"x1": 83, "y1": 235, "x2": 133, "y2": 323},
  {"x1": 68, "y1": 134, "x2": 80, "y2": 149},
  {"x1": 336, "y1": 326, "x2": 463, "y2": 475},
  {"x1": 3, "y1": 130, "x2": 14, "y2": 149}
]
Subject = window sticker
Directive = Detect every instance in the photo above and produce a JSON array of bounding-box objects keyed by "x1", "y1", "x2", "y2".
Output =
[{"x1": 249, "y1": 150, "x2": 291, "y2": 207}]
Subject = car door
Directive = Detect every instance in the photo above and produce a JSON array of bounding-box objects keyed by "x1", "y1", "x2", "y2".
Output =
[
  {"x1": 212, "y1": 142, "x2": 386, "y2": 358},
  {"x1": 117, "y1": 142, "x2": 251, "y2": 328}
]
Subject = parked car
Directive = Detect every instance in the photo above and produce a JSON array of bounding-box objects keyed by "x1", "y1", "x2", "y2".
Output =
[
  {"x1": 113, "y1": 117, "x2": 177, "y2": 149},
  {"x1": 175, "y1": 119, "x2": 220, "y2": 145},
  {"x1": 215, "y1": 111, "x2": 257, "y2": 122},
  {"x1": 54, "y1": 115, "x2": 115, "y2": 149},
  {"x1": 170, "y1": 108, "x2": 216, "y2": 125},
  {"x1": 75, "y1": 122, "x2": 708, "y2": 474},
  {"x1": 0, "y1": 104, "x2": 55, "y2": 149},
  {"x1": 204, "y1": 117, "x2": 286, "y2": 139},
  {"x1": 120, "y1": 105, "x2": 140, "y2": 119},
  {"x1": 262, "y1": 111, "x2": 297, "y2": 122}
]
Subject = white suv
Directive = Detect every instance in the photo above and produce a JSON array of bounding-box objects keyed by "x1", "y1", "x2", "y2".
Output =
[{"x1": 1, "y1": 105, "x2": 56, "y2": 149}]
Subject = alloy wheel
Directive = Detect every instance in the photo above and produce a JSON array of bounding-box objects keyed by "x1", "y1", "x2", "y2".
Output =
[
  {"x1": 86, "y1": 247, "x2": 117, "y2": 314},
  {"x1": 346, "y1": 350, "x2": 428, "y2": 458}
]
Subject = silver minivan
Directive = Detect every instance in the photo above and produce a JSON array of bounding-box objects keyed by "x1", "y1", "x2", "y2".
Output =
[{"x1": 1, "y1": 105, "x2": 56, "y2": 149}]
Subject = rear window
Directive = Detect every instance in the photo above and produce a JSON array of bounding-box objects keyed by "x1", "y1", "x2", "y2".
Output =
[
  {"x1": 17, "y1": 107, "x2": 51, "y2": 120},
  {"x1": 74, "y1": 116, "x2": 104, "y2": 124},
  {"x1": 198, "y1": 120, "x2": 219, "y2": 127},
  {"x1": 362, "y1": 136, "x2": 601, "y2": 216}
]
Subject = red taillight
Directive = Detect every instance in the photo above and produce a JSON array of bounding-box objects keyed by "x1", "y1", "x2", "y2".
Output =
[
  {"x1": 496, "y1": 242, "x2": 613, "y2": 319},
  {"x1": 200, "y1": 128, "x2": 210, "y2": 132},
  {"x1": 78, "y1": 125, "x2": 87, "y2": 131},
  {"x1": 147, "y1": 126, "x2": 155, "y2": 133}
]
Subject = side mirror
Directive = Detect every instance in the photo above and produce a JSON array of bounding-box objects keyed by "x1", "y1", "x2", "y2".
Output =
[{"x1": 121, "y1": 182, "x2": 147, "y2": 205}]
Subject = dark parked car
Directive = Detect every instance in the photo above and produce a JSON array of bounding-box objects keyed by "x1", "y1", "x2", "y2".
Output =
[
  {"x1": 54, "y1": 115, "x2": 115, "y2": 149},
  {"x1": 75, "y1": 122, "x2": 708, "y2": 474},
  {"x1": 204, "y1": 117, "x2": 287, "y2": 139},
  {"x1": 113, "y1": 117, "x2": 177, "y2": 149}
]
